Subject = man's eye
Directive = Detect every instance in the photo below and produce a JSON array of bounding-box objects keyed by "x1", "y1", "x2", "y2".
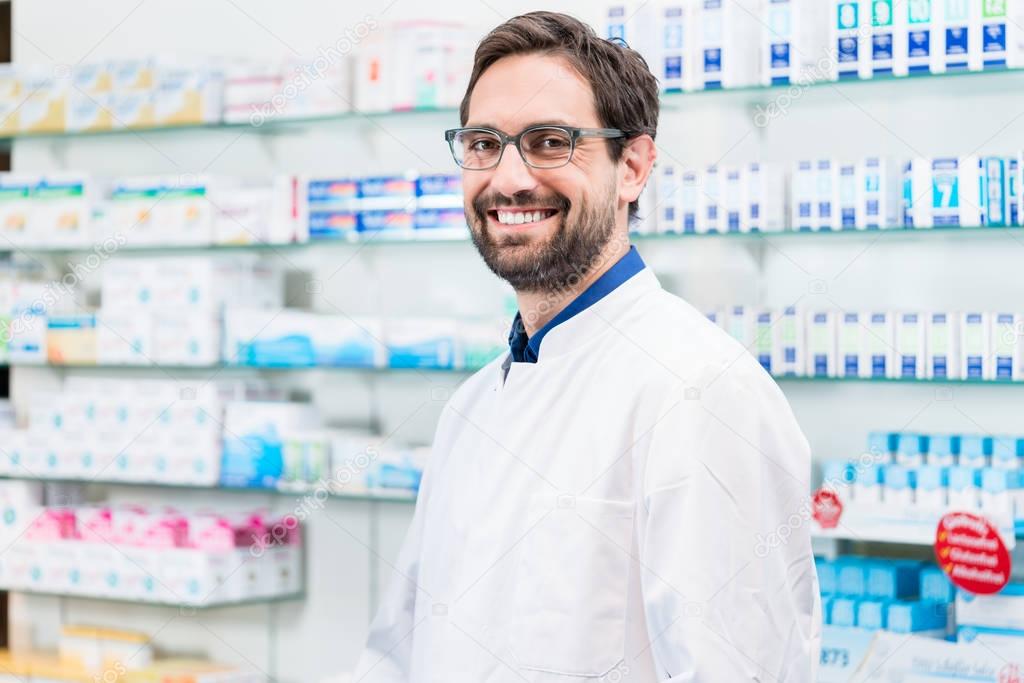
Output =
[
  {"x1": 470, "y1": 138, "x2": 499, "y2": 151},
  {"x1": 537, "y1": 136, "x2": 569, "y2": 149}
]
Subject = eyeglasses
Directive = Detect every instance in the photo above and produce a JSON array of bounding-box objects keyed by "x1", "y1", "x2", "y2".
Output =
[{"x1": 444, "y1": 125, "x2": 626, "y2": 170}]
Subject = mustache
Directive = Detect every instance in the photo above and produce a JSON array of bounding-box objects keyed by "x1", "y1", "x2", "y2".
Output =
[{"x1": 471, "y1": 191, "x2": 571, "y2": 217}]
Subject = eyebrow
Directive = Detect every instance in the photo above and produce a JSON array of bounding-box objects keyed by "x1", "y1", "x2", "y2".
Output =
[{"x1": 462, "y1": 119, "x2": 576, "y2": 132}]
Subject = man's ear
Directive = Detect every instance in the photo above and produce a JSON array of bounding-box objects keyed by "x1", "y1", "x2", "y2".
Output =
[{"x1": 618, "y1": 134, "x2": 657, "y2": 207}]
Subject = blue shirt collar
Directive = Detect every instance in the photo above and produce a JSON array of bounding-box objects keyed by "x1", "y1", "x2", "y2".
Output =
[{"x1": 507, "y1": 246, "x2": 645, "y2": 364}]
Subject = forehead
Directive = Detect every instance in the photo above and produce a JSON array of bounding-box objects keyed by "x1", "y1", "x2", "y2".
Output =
[{"x1": 465, "y1": 53, "x2": 600, "y2": 132}]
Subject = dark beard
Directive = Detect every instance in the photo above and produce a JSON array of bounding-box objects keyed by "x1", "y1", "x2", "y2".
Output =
[{"x1": 468, "y1": 189, "x2": 616, "y2": 294}]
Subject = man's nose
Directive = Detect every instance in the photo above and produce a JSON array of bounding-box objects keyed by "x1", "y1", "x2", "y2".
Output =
[{"x1": 488, "y1": 143, "x2": 539, "y2": 198}]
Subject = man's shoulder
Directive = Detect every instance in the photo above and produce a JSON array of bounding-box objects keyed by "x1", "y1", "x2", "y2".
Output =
[{"x1": 623, "y1": 287, "x2": 769, "y2": 383}]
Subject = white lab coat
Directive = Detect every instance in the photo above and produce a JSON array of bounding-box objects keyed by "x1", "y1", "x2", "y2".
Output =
[{"x1": 354, "y1": 268, "x2": 821, "y2": 682}]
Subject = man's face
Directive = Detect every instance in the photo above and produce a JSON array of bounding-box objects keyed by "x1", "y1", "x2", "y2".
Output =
[{"x1": 461, "y1": 53, "x2": 621, "y2": 294}]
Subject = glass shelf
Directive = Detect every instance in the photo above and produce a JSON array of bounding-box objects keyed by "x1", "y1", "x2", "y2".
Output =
[
  {"x1": 0, "y1": 475, "x2": 419, "y2": 503},
  {"x1": 660, "y1": 65, "x2": 1024, "y2": 105},
  {"x1": 29, "y1": 362, "x2": 478, "y2": 374},
  {"x1": 775, "y1": 375, "x2": 1024, "y2": 386},
  {"x1": 23, "y1": 363, "x2": 1024, "y2": 386},
  {"x1": 811, "y1": 510, "x2": 1023, "y2": 547},
  {"x1": 6, "y1": 225, "x2": 1023, "y2": 258},
  {"x1": 0, "y1": 587, "x2": 305, "y2": 609},
  {"x1": 1, "y1": 106, "x2": 460, "y2": 147},
  {"x1": 3, "y1": 68, "x2": 1021, "y2": 147}
]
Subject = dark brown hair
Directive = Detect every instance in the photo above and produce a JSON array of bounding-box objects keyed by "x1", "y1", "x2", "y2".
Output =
[{"x1": 459, "y1": 11, "x2": 659, "y2": 220}]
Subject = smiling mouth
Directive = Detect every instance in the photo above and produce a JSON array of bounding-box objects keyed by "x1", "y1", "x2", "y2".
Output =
[{"x1": 487, "y1": 208, "x2": 559, "y2": 226}]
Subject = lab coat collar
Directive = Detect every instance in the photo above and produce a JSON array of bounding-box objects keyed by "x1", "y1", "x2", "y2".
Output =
[
  {"x1": 507, "y1": 246, "x2": 647, "y2": 363},
  {"x1": 500, "y1": 265, "x2": 661, "y2": 375}
]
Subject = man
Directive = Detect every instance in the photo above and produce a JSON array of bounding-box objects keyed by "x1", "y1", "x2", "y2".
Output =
[{"x1": 355, "y1": 11, "x2": 820, "y2": 682}]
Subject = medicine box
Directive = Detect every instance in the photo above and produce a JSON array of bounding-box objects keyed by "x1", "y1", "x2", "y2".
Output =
[
  {"x1": 765, "y1": 0, "x2": 831, "y2": 85},
  {"x1": 926, "y1": 312, "x2": 959, "y2": 379},
  {"x1": 895, "y1": 312, "x2": 926, "y2": 379},
  {"x1": 831, "y1": 0, "x2": 872, "y2": 80}
]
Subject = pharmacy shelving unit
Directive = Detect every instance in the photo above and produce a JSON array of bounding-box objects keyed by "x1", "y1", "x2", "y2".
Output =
[{"x1": 6, "y1": 62, "x2": 1024, "y2": 682}]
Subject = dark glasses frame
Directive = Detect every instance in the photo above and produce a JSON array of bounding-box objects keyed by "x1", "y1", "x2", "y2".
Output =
[{"x1": 444, "y1": 125, "x2": 626, "y2": 170}]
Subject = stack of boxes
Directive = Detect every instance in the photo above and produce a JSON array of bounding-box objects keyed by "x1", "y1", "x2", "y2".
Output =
[
  {"x1": 0, "y1": 375, "x2": 432, "y2": 495},
  {"x1": 818, "y1": 555, "x2": 1024, "y2": 650},
  {"x1": 712, "y1": 306, "x2": 1024, "y2": 381},
  {"x1": 957, "y1": 583, "x2": 1024, "y2": 647},
  {"x1": 602, "y1": 0, "x2": 1024, "y2": 95},
  {"x1": 302, "y1": 172, "x2": 465, "y2": 240},
  {"x1": 0, "y1": 484, "x2": 302, "y2": 606},
  {"x1": 222, "y1": 55, "x2": 352, "y2": 124},
  {"x1": 655, "y1": 162, "x2": 788, "y2": 234},
  {"x1": 94, "y1": 255, "x2": 282, "y2": 366},
  {"x1": 0, "y1": 59, "x2": 223, "y2": 136},
  {"x1": 222, "y1": 310, "x2": 506, "y2": 371},
  {"x1": 0, "y1": 172, "x2": 309, "y2": 248},
  {"x1": 221, "y1": 403, "x2": 429, "y2": 494},
  {"x1": 650, "y1": 152, "x2": 1023, "y2": 235},
  {"x1": 603, "y1": 1, "x2": 765, "y2": 91},
  {"x1": 817, "y1": 557, "x2": 954, "y2": 636},
  {"x1": 0, "y1": 623, "x2": 262, "y2": 682},
  {"x1": 0, "y1": 279, "x2": 51, "y2": 365},
  {"x1": 0, "y1": 378, "x2": 258, "y2": 485},
  {"x1": 821, "y1": 431, "x2": 1024, "y2": 528},
  {"x1": 352, "y1": 21, "x2": 475, "y2": 112}
]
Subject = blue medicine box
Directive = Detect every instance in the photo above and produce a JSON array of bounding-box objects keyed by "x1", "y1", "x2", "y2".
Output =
[
  {"x1": 817, "y1": 558, "x2": 837, "y2": 595},
  {"x1": 959, "y1": 435, "x2": 991, "y2": 466},
  {"x1": 867, "y1": 431, "x2": 897, "y2": 458},
  {"x1": 830, "y1": 597, "x2": 858, "y2": 627},
  {"x1": 822, "y1": 595, "x2": 835, "y2": 625},
  {"x1": 822, "y1": 460, "x2": 854, "y2": 487},
  {"x1": 838, "y1": 559, "x2": 869, "y2": 596},
  {"x1": 897, "y1": 432, "x2": 928, "y2": 458},
  {"x1": 916, "y1": 465, "x2": 948, "y2": 493},
  {"x1": 867, "y1": 561, "x2": 922, "y2": 600},
  {"x1": 882, "y1": 464, "x2": 916, "y2": 491},
  {"x1": 928, "y1": 434, "x2": 958, "y2": 465},
  {"x1": 948, "y1": 466, "x2": 980, "y2": 493},
  {"x1": 991, "y1": 436, "x2": 1017, "y2": 467},
  {"x1": 887, "y1": 600, "x2": 948, "y2": 633},
  {"x1": 920, "y1": 567, "x2": 956, "y2": 603},
  {"x1": 857, "y1": 599, "x2": 888, "y2": 630}
]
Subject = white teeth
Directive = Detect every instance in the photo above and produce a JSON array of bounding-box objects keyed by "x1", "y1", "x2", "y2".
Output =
[{"x1": 494, "y1": 210, "x2": 553, "y2": 225}]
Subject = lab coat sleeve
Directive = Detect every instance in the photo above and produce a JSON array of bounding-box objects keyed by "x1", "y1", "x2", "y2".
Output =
[
  {"x1": 352, "y1": 462, "x2": 434, "y2": 681},
  {"x1": 638, "y1": 365, "x2": 821, "y2": 682}
]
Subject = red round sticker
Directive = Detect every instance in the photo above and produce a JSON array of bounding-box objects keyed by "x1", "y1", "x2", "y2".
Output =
[
  {"x1": 998, "y1": 663, "x2": 1022, "y2": 683},
  {"x1": 935, "y1": 512, "x2": 1011, "y2": 595},
  {"x1": 812, "y1": 488, "x2": 843, "y2": 530}
]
